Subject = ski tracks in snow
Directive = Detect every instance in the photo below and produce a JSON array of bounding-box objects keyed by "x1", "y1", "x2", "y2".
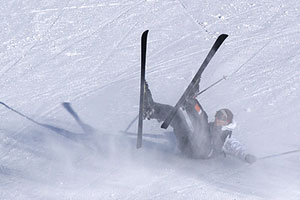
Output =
[
  {"x1": 1, "y1": 0, "x2": 71, "y2": 75},
  {"x1": 1, "y1": 0, "x2": 147, "y2": 119}
]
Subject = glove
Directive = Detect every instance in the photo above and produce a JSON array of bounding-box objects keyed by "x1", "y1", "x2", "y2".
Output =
[{"x1": 245, "y1": 154, "x2": 257, "y2": 164}]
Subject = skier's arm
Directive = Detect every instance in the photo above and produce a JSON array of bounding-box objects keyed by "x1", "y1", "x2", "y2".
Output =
[{"x1": 223, "y1": 138, "x2": 256, "y2": 163}]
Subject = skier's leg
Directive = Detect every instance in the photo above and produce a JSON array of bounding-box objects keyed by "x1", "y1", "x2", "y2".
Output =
[
  {"x1": 144, "y1": 81, "x2": 191, "y2": 134},
  {"x1": 151, "y1": 102, "x2": 192, "y2": 153},
  {"x1": 143, "y1": 82, "x2": 192, "y2": 153},
  {"x1": 184, "y1": 99, "x2": 212, "y2": 158}
]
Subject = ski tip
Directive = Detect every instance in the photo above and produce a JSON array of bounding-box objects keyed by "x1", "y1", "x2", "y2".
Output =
[
  {"x1": 62, "y1": 102, "x2": 73, "y2": 112},
  {"x1": 62, "y1": 102, "x2": 70, "y2": 107},
  {"x1": 219, "y1": 34, "x2": 228, "y2": 40},
  {"x1": 213, "y1": 34, "x2": 228, "y2": 47},
  {"x1": 142, "y1": 30, "x2": 149, "y2": 37},
  {"x1": 160, "y1": 122, "x2": 168, "y2": 129}
]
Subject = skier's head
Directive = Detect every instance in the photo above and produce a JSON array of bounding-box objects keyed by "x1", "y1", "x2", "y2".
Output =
[{"x1": 214, "y1": 108, "x2": 233, "y2": 126}]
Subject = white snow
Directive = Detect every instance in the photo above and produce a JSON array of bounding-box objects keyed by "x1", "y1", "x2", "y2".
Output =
[{"x1": 1, "y1": 0, "x2": 300, "y2": 199}]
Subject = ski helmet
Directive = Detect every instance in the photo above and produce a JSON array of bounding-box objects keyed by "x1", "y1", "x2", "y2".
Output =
[{"x1": 215, "y1": 108, "x2": 233, "y2": 123}]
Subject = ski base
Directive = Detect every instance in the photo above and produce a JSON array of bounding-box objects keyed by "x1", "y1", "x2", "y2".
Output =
[{"x1": 137, "y1": 30, "x2": 149, "y2": 149}]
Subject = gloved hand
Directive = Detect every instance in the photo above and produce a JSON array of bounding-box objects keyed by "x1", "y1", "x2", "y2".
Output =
[{"x1": 245, "y1": 154, "x2": 257, "y2": 164}]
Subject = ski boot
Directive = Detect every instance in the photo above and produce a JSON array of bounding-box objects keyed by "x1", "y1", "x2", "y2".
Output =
[
  {"x1": 143, "y1": 81, "x2": 155, "y2": 120},
  {"x1": 182, "y1": 79, "x2": 201, "y2": 112}
]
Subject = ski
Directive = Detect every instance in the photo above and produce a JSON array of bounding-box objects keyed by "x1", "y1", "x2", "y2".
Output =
[
  {"x1": 137, "y1": 30, "x2": 149, "y2": 149},
  {"x1": 161, "y1": 34, "x2": 228, "y2": 129},
  {"x1": 62, "y1": 102, "x2": 93, "y2": 134}
]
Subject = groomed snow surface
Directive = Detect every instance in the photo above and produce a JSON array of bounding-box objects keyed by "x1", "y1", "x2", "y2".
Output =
[{"x1": 1, "y1": 0, "x2": 300, "y2": 199}]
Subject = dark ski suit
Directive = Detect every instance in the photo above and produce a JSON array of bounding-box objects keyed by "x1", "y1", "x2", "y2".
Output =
[{"x1": 150, "y1": 99, "x2": 249, "y2": 161}]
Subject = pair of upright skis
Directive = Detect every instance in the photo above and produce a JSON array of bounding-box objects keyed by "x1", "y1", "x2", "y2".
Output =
[{"x1": 136, "y1": 30, "x2": 228, "y2": 148}]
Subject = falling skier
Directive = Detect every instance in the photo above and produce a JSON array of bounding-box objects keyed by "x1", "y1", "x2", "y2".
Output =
[{"x1": 143, "y1": 81, "x2": 257, "y2": 164}]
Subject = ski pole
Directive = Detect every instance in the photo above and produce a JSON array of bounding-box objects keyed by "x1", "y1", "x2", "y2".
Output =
[
  {"x1": 0, "y1": 101, "x2": 87, "y2": 140},
  {"x1": 195, "y1": 76, "x2": 227, "y2": 97},
  {"x1": 194, "y1": 41, "x2": 271, "y2": 98},
  {"x1": 259, "y1": 149, "x2": 300, "y2": 160},
  {"x1": 0, "y1": 101, "x2": 44, "y2": 126},
  {"x1": 124, "y1": 114, "x2": 139, "y2": 132}
]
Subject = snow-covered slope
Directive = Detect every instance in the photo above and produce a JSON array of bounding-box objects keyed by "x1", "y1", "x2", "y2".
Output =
[{"x1": 1, "y1": 0, "x2": 300, "y2": 199}]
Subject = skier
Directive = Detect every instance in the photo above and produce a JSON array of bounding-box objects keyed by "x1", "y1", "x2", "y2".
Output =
[{"x1": 143, "y1": 81, "x2": 256, "y2": 164}]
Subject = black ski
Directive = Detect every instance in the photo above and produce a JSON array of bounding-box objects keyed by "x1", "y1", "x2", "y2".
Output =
[
  {"x1": 137, "y1": 30, "x2": 149, "y2": 149},
  {"x1": 161, "y1": 34, "x2": 228, "y2": 129},
  {"x1": 62, "y1": 102, "x2": 93, "y2": 134}
]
